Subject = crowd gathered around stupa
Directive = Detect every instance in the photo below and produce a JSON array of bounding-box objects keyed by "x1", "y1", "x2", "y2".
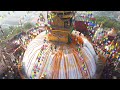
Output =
[{"x1": 0, "y1": 11, "x2": 120, "y2": 79}]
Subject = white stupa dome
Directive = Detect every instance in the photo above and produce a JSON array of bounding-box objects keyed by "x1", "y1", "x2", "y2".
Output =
[{"x1": 21, "y1": 30, "x2": 98, "y2": 79}]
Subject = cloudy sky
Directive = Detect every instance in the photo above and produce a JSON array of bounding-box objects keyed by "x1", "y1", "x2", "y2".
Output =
[{"x1": 0, "y1": 11, "x2": 46, "y2": 28}]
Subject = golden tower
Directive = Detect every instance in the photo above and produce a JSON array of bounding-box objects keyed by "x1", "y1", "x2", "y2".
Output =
[{"x1": 47, "y1": 11, "x2": 75, "y2": 43}]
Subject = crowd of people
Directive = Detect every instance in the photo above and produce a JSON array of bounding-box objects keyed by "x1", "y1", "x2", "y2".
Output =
[
  {"x1": 75, "y1": 12, "x2": 120, "y2": 79},
  {"x1": 90, "y1": 27, "x2": 120, "y2": 79},
  {"x1": 87, "y1": 22, "x2": 120, "y2": 79}
]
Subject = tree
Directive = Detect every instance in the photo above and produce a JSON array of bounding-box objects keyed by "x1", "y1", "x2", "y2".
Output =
[
  {"x1": 95, "y1": 16, "x2": 120, "y2": 32},
  {"x1": 9, "y1": 26, "x2": 14, "y2": 30},
  {"x1": 23, "y1": 22, "x2": 34, "y2": 30}
]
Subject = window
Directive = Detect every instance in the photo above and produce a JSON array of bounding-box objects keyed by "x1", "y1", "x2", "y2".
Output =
[{"x1": 64, "y1": 21, "x2": 69, "y2": 28}]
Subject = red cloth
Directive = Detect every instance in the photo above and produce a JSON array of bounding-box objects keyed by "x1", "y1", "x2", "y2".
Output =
[
  {"x1": 90, "y1": 17, "x2": 96, "y2": 21},
  {"x1": 74, "y1": 21, "x2": 88, "y2": 32}
]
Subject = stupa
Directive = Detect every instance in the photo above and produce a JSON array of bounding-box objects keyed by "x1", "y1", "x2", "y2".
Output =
[{"x1": 20, "y1": 11, "x2": 98, "y2": 79}]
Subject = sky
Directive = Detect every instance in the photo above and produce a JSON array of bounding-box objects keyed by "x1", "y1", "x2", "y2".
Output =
[{"x1": 0, "y1": 11, "x2": 45, "y2": 29}]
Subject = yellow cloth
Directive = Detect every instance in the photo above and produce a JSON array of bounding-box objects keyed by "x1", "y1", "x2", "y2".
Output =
[
  {"x1": 51, "y1": 13, "x2": 56, "y2": 18},
  {"x1": 116, "y1": 55, "x2": 119, "y2": 58},
  {"x1": 48, "y1": 14, "x2": 52, "y2": 20},
  {"x1": 87, "y1": 11, "x2": 92, "y2": 14},
  {"x1": 111, "y1": 45, "x2": 114, "y2": 50},
  {"x1": 116, "y1": 43, "x2": 118, "y2": 47}
]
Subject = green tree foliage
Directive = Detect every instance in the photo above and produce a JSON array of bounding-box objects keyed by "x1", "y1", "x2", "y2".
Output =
[
  {"x1": 0, "y1": 22, "x2": 34, "y2": 41},
  {"x1": 9, "y1": 26, "x2": 14, "y2": 31},
  {"x1": 23, "y1": 22, "x2": 34, "y2": 30},
  {"x1": 95, "y1": 16, "x2": 120, "y2": 32}
]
